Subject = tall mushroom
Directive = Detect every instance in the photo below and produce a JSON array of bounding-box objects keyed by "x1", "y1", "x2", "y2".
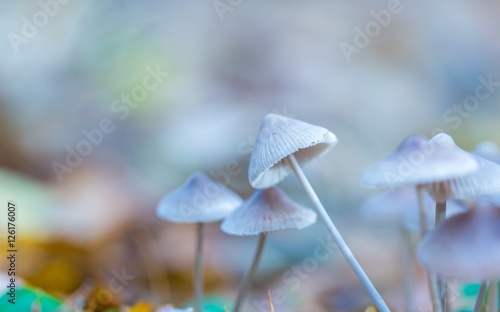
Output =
[
  {"x1": 422, "y1": 134, "x2": 500, "y2": 309},
  {"x1": 360, "y1": 134, "x2": 478, "y2": 311},
  {"x1": 221, "y1": 187, "x2": 317, "y2": 312},
  {"x1": 156, "y1": 172, "x2": 243, "y2": 312},
  {"x1": 248, "y1": 113, "x2": 389, "y2": 311},
  {"x1": 417, "y1": 204, "x2": 500, "y2": 312}
]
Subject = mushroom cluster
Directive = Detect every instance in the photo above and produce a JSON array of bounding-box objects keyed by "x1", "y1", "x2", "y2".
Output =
[
  {"x1": 155, "y1": 114, "x2": 500, "y2": 312},
  {"x1": 156, "y1": 114, "x2": 390, "y2": 311},
  {"x1": 361, "y1": 134, "x2": 500, "y2": 312}
]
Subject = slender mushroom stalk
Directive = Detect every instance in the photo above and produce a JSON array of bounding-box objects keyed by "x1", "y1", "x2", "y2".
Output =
[
  {"x1": 221, "y1": 187, "x2": 317, "y2": 312},
  {"x1": 435, "y1": 201, "x2": 447, "y2": 224},
  {"x1": 287, "y1": 154, "x2": 390, "y2": 311},
  {"x1": 489, "y1": 281, "x2": 498, "y2": 312},
  {"x1": 416, "y1": 185, "x2": 441, "y2": 312},
  {"x1": 400, "y1": 227, "x2": 415, "y2": 312},
  {"x1": 248, "y1": 114, "x2": 389, "y2": 311},
  {"x1": 194, "y1": 223, "x2": 204, "y2": 312},
  {"x1": 473, "y1": 281, "x2": 487, "y2": 312},
  {"x1": 435, "y1": 201, "x2": 447, "y2": 311},
  {"x1": 417, "y1": 184, "x2": 441, "y2": 312},
  {"x1": 416, "y1": 186, "x2": 427, "y2": 237},
  {"x1": 156, "y1": 172, "x2": 243, "y2": 312},
  {"x1": 267, "y1": 290, "x2": 275, "y2": 312},
  {"x1": 233, "y1": 233, "x2": 267, "y2": 312}
]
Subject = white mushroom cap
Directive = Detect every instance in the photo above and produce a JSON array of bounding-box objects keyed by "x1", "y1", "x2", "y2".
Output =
[
  {"x1": 360, "y1": 134, "x2": 478, "y2": 189},
  {"x1": 425, "y1": 154, "x2": 500, "y2": 202},
  {"x1": 221, "y1": 187, "x2": 317, "y2": 236},
  {"x1": 249, "y1": 114, "x2": 337, "y2": 189},
  {"x1": 417, "y1": 205, "x2": 500, "y2": 280},
  {"x1": 156, "y1": 172, "x2": 243, "y2": 223}
]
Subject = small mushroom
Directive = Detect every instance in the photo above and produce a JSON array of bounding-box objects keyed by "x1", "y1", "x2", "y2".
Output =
[
  {"x1": 249, "y1": 114, "x2": 389, "y2": 312},
  {"x1": 249, "y1": 113, "x2": 337, "y2": 189},
  {"x1": 221, "y1": 187, "x2": 317, "y2": 312},
  {"x1": 156, "y1": 172, "x2": 243, "y2": 312},
  {"x1": 417, "y1": 204, "x2": 500, "y2": 312},
  {"x1": 419, "y1": 135, "x2": 500, "y2": 309},
  {"x1": 360, "y1": 134, "x2": 478, "y2": 311}
]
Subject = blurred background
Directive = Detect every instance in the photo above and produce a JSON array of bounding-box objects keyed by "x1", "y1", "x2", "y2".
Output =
[{"x1": 1, "y1": 1, "x2": 500, "y2": 311}]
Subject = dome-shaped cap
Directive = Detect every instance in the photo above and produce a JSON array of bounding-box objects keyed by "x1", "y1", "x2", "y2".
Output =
[
  {"x1": 156, "y1": 172, "x2": 243, "y2": 223},
  {"x1": 249, "y1": 114, "x2": 337, "y2": 189},
  {"x1": 221, "y1": 187, "x2": 317, "y2": 236},
  {"x1": 425, "y1": 154, "x2": 500, "y2": 202},
  {"x1": 417, "y1": 205, "x2": 500, "y2": 280},
  {"x1": 360, "y1": 134, "x2": 478, "y2": 189}
]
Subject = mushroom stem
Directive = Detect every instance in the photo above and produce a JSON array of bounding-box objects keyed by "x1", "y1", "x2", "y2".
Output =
[
  {"x1": 416, "y1": 186, "x2": 427, "y2": 237},
  {"x1": 488, "y1": 280, "x2": 498, "y2": 312},
  {"x1": 435, "y1": 201, "x2": 447, "y2": 311},
  {"x1": 287, "y1": 154, "x2": 390, "y2": 312},
  {"x1": 401, "y1": 227, "x2": 415, "y2": 312},
  {"x1": 427, "y1": 274, "x2": 443, "y2": 312},
  {"x1": 233, "y1": 232, "x2": 267, "y2": 312},
  {"x1": 473, "y1": 281, "x2": 487, "y2": 312},
  {"x1": 416, "y1": 187, "x2": 442, "y2": 312},
  {"x1": 435, "y1": 201, "x2": 447, "y2": 225},
  {"x1": 268, "y1": 290, "x2": 275, "y2": 312},
  {"x1": 195, "y1": 222, "x2": 204, "y2": 312}
]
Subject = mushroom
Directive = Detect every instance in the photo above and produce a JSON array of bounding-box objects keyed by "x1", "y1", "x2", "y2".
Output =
[
  {"x1": 417, "y1": 204, "x2": 500, "y2": 312},
  {"x1": 361, "y1": 134, "x2": 477, "y2": 234},
  {"x1": 360, "y1": 134, "x2": 478, "y2": 312},
  {"x1": 248, "y1": 113, "x2": 390, "y2": 311},
  {"x1": 421, "y1": 134, "x2": 500, "y2": 308},
  {"x1": 221, "y1": 187, "x2": 317, "y2": 312},
  {"x1": 156, "y1": 172, "x2": 243, "y2": 312}
]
